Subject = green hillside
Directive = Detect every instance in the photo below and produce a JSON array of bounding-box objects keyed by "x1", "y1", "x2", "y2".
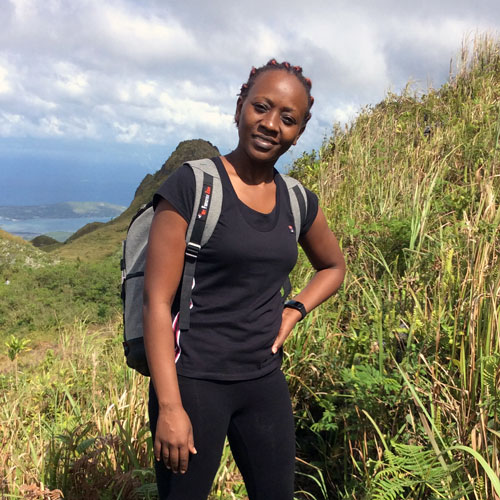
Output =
[
  {"x1": 2, "y1": 35, "x2": 500, "y2": 499},
  {"x1": 64, "y1": 221, "x2": 105, "y2": 243},
  {"x1": 0, "y1": 228, "x2": 55, "y2": 270},
  {"x1": 0, "y1": 229, "x2": 120, "y2": 348},
  {"x1": 285, "y1": 35, "x2": 500, "y2": 498},
  {"x1": 31, "y1": 234, "x2": 62, "y2": 251},
  {"x1": 53, "y1": 138, "x2": 219, "y2": 261}
]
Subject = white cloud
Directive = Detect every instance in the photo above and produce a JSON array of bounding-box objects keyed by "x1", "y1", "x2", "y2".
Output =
[
  {"x1": 0, "y1": 112, "x2": 22, "y2": 136},
  {"x1": 136, "y1": 81, "x2": 157, "y2": 99},
  {"x1": 0, "y1": 64, "x2": 12, "y2": 94},
  {"x1": 54, "y1": 62, "x2": 89, "y2": 96},
  {"x1": 98, "y1": 3, "x2": 201, "y2": 62},
  {"x1": 39, "y1": 116, "x2": 64, "y2": 136},
  {"x1": 0, "y1": 0, "x2": 499, "y2": 158},
  {"x1": 327, "y1": 104, "x2": 359, "y2": 125},
  {"x1": 25, "y1": 95, "x2": 57, "y2": 111},
  {"x1": 114, "y1": 121, "x2": 140, "y2": 143}
]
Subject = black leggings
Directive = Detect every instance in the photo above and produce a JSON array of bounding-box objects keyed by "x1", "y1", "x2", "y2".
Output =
[{"x1": 148, "y1": 369, "x2": 295, "y2": 500}]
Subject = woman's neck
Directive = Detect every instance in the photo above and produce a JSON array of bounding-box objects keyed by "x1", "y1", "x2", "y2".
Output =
[{"x1": 223, "y1": 150, "x2": 275, "y2": 185}]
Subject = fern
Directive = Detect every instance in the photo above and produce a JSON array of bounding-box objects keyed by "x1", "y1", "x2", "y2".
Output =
[
  {"x1": 434, "y1": 406, "x2": 442, "y2": 435},
  {"x1": 481, "y1": 354, "x2": 500, "y2": 416},
  {"x1": 474, "y1": 476, "x2": 485, "y2": 498},
  {"x1": 368, "y1": 442, "x2": 470, "y2": 500}
]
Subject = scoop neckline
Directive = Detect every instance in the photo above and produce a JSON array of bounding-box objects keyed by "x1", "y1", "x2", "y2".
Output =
[
  {"x1": 215, "y1": 157, "x2": 279, "y2": 216},
  {"x1": 214, "y1": 157, "x2": 281, "y2": 233}
]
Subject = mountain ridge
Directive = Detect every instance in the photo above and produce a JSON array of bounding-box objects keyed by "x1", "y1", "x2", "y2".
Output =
[{"x1": 51, "y1": 138, "x2": 220, "y2": 260}]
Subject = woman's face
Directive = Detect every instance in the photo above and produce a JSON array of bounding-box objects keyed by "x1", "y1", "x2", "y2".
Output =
[{"x1": 235, "y1": 70, "x2": 309, "y2": 164}]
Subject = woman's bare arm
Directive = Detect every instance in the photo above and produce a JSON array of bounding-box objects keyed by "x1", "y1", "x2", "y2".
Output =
[
  {"x1": 143, "y1": 198, "x2": 197, "y2": 474},
  {"x1": 272, "y1": 206, "x2": 346, "y2": 352}
]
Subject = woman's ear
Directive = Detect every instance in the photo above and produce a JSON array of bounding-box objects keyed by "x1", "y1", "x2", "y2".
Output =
[
  {"x1": 234, "y1": 97, "x2": 243, "y2": 126},
  {"x1": 292, "y1": 123, "x2": 307, "y2": 146}
]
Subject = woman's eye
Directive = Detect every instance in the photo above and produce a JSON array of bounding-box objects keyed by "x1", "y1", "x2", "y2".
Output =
[
  {"x1": 254, "y1": 103, "x2": 267, "y2": 112},
  {"x1": 282, "y1": 116, "x2": 295, "y2": 125}
]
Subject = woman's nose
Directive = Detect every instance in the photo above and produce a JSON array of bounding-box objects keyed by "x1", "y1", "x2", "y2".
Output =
[{"x1": 260, "y1": 110, "x2": 279, "y2": 132}]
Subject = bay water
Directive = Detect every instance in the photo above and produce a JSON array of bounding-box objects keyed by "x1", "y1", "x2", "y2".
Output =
[{"x1": 0, "y1": 216, "x2": 114, "y2": 241}]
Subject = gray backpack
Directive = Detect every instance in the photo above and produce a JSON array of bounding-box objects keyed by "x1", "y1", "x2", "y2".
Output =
[{"x1": 121, "y1": 158, "x2": 308, "y2": 376}]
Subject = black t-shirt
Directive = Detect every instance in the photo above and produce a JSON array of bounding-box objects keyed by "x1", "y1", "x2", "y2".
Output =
[{"x1": 154, "y1": 157, "x2": 318, "y2": 380}]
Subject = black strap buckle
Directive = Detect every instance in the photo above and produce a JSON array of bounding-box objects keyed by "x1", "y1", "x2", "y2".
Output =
[{"x1": 185, "y1": 242, "x2": 201, "y2": 259}]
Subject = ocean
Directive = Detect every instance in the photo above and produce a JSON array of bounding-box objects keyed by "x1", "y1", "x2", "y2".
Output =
[{"x1": 0, "y1": 216, "x2": 115, "y2": 241}]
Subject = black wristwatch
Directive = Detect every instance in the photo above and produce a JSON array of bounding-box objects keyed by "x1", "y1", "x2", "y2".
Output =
[{"x1": 284, "y1": 300, "x2": 307, "y2": 321}]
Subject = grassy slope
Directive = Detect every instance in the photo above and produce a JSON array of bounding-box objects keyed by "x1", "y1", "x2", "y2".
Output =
[
  {"x1": 53, "y1": 138, "x2": 219, "y2": 261},
  {"x1": 0, "y1": 228, "x2": 56, "y2": 269},
  {"x1": 0, "y1": 227, "x2": 33, "y2": 246},
  {"x1": 0, "y1": 230, "x2": 121, "y2": 350},
  {"x1": 286, "y1": 34, "x2": 500, "y2": 498}
]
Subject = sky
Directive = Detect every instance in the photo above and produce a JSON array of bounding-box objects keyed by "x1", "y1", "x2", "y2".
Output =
[{"x1": 1, "y1": 0, "x2": 499, "y2": 206}]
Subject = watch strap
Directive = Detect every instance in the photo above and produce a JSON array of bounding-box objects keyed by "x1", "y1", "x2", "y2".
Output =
[{"x1": 284, "y1": 300, "x2": 307, "y2": 321}]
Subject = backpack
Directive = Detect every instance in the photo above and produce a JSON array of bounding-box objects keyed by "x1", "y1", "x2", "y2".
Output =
[{"x1": 121, "y1": 158, "x2": 308, "y2": 376}]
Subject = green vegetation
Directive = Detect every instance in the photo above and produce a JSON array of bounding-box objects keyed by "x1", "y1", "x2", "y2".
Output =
[
  {"x1": 0, "y1": 228, "x2": 55, "y2": 270},
  {"x1": 44, "y1": 231, "x2": 73, "y2": 242},
  {"x1": 0, "y1": 235, "x2": 121, "y2": 346},
  {"x1": 1, "y1": 36, "x2": 500, "y2": 499},
  {"x1": 286, "y1": 34, "x2": 500, "y2": 498},
  {"x1": 31, "y1": 234, "x2": 63, "y2": 251},
  {"x1": 65, "y1": 221, "x2": 106, "y2": 243}
]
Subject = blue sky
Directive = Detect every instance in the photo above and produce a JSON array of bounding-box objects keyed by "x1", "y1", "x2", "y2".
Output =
[{"x1": 1, "y1": 0, "x2": 499, "y2": 206}]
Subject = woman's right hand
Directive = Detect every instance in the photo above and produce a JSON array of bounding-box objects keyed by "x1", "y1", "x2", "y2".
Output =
[{"x1": 154, "y1": 405, "x2": 197, "y2": 474}]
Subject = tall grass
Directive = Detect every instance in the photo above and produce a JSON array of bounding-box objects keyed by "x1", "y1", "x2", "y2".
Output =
[
  {"x1": 285, "y1": 33, "x2": 500, "y2": 499},
  {"x1": 0, "y1": 319, "x2": 246, "y2": 499}
]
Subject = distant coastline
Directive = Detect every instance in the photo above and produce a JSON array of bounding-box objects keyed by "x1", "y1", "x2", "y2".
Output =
[
  {"x1": 0, "y1": 201, "x2": 125, "y2": 220},
  {"x1": 0, "y1": 216, "x2": 115, "y2": 241},
  {"x1": 0, "y1": 201, "x2": 125, "y2": 241}
]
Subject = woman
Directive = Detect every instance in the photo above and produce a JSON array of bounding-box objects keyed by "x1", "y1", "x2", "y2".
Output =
[{"x1": 143, "y1": 60, "x2": 345, "y2": 500}]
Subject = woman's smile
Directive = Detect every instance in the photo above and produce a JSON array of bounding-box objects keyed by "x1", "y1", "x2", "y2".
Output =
[{"x1": 252, "y1": 133, "x2": 278, "y2": 151}]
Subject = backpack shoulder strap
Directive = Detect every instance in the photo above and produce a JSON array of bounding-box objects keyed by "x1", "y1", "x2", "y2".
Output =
[
  {"x1": 185, "y1": 158, "x2": 222, "y2": 246},
  {"x1": 280, "y1": 173, "x2": 308, "y2": 243},
  {"x1": 178, "y1": 158, "x2": 222, "y2": 330}
]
